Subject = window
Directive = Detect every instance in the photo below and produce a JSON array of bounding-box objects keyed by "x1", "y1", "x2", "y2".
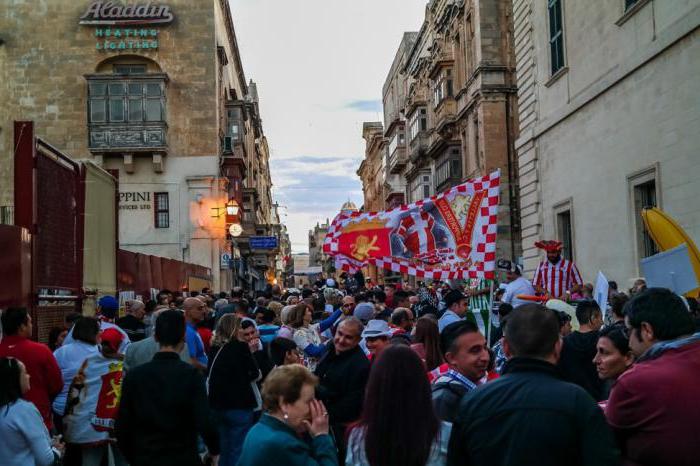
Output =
[
  {"x1": 625, "y1": 0, "x2": 640, "y2": 10},
  {"x1": 409, "y1": 172, "x2": 432, "y2": 202},
  {"x1": 408, "y1": 107, "x2": 427, "y2": 141},
  {"x1": 435, "y1": 148, "x2": 462, "y2": 188},
  {"x1": 633, "y1": 180, "x2": 658, "y2": 258},
  {"x1": 433, "y1": 68, "x2": 454, "y2": 107},
  {"x1": 114, "y1": 64, "x2": 146, "y2": 74},
  {"x1": 154, "y1": 192, "x2": 169, "y2": 228},
  {"x1": 89, "y1": 79, "x2": 165, "y2": 124},
  {"x1": 548, "y1": 0, "x2": 565, "y2": 75},
  {"x1": 556, "y1": 210, "x2": 574, "y2": 261},
  {"x1": 227, "y1": 107, "x2": 243, "y2": 141},
  {"x1": 388, "y1": 131, "x2": 405, "y2": 156}
]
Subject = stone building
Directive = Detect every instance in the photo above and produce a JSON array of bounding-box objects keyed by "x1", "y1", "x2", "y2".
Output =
[
  {"x1": 359, "y1": 0, "x2": 521, "y2": 280},
  {"x1": 308, "y1": 220, "x2": 331, "y2": 276},
  {"x1": 357, "y1": 122, "x2": 387, "y2": 213},
  {"x1": 0, "y1": 0, "x2": 282, "y2": 292},
  {"x1": 512, "y1": 0, "x2": 700, "y2": 284}
]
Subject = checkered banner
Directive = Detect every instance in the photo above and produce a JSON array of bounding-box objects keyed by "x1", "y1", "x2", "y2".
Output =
[{"x1": 323, "y1": 170, "x2": 500, "y2": 280}]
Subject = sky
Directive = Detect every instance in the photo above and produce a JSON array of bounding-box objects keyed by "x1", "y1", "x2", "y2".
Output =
[{"x1": 229, "y1": 0, "x2": 427, "y2": 252}]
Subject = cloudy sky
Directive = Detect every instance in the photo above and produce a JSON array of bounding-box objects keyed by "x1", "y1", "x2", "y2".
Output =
[{"x1": 229, "y1": 0, "x2": 426, "y2": 252}]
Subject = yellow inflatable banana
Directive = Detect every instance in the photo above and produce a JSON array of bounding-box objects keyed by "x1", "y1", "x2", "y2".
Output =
[{"x1": 641, "y1": 207, "x2": 700, "y2": 298}]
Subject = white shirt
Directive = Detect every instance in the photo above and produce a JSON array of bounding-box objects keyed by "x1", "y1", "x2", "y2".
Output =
[
  {"x1": 52, "y1": 341, "x2": 99, "y2": 415},
  {"x1": 502, "y1": 277, "x2": 536, "y2": 308}
]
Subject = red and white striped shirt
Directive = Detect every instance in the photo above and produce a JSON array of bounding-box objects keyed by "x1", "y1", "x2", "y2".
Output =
[{"x1": 533, "y1": 258, "x2": 583, "y2": 298}]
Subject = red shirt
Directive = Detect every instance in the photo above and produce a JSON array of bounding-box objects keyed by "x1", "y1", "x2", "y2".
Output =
[
  {"x1": 606, "y1": 339, "x2": 700, "y2": 466},
  {"x1": 0, "y1": 335, "x2": 63, "y2": 429},
  {"x1": 196, "y1": 327, "x2": 213, "y2": 354}
]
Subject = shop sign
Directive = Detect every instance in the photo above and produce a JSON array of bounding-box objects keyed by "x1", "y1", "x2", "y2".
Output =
[
  {"x1": 80, "y1": 2, "x2": 174, "y2": 25},
  {"x1": 250, "y1": 236, "x2": 278, "y2": 249},
  {"x1": 79, "y1": 2, "x2": 175, "y2": 51},
  {"x1": 119, "y1": 191, "x2": 151, "y2": 211}
]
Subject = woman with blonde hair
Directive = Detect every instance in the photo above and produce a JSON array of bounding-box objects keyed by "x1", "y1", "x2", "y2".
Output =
[
  {"x1": 207, "y1": 313, "x2": 261, "y2": 466},
  {"x1": 237, "y1": 365, "x2": 336, "y2": 466},
  {"x1": 290, "y1": 303, "x2": 342, "y2": 371}
]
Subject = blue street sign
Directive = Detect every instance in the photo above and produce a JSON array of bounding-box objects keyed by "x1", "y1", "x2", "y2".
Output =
[{"x1": 250, "y1": 236, "x2": 278, "y2": 249}]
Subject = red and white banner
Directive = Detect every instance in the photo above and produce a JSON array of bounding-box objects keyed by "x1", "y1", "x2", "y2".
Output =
[{"x1": 323, "y1": 170, "x2": 500, "y2": 280}]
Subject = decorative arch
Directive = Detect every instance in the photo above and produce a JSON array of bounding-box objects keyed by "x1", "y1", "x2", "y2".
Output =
[{"x1": 94, "y1": 54, "x2": 162, "y2": 74}]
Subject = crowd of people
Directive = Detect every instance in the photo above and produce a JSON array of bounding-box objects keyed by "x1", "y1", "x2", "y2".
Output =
[{"x1": 1, "y1": 242, "x2": 700, "y2": 466}]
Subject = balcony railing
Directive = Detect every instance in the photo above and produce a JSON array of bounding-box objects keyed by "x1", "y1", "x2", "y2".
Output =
[
  {"x1": 89, "y1": 122, "x2": 167, "y2": 152},
  {"x1": 388, "y1": 146, "x2": 407, "y2": 174},
  {"x1": 408, "y1": 133, "x2": 428, "y2": 163}
]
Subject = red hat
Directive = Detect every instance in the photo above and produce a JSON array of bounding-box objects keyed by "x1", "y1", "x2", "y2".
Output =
[
  {"x1": 100, "y1": 328, "x2": 124, "y2": 352},
  {"x1": 534, "y1": 240, "x2": 563, "y2": 252}
]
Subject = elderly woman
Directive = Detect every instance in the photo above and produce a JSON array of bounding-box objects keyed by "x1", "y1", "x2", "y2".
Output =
[
  {"x1": 237, "y1": 364, "x2": 336, "y2": 466},
  {"x1": 289, "y1": 304, "x2": 342, "y2": 371}
]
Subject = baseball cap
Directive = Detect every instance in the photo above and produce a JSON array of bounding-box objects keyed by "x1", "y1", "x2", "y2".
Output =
[
  {"x1": 444, "y1": 289, "x2": 467, "y2": 309},
  {"x1": 497, "y1": 259, "x2": 521, "y2": 274},
  {"x1": 99, "y1": 327, "x2": 124, "y2": 352},
  {"x1": 362, "y1": 320, "x2": 392, "y2": 339},
  {"x1": 98, "y1": 295, "x2": 119, "y2": 311}
]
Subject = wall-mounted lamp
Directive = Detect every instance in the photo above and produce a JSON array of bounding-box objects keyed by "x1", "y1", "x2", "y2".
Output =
[
  {"x1": 226, "y1": 199, "x2": 240, "y2": 216},
  {"x1": 212, "y1": 198, "x2": 240, "y2": 218}
]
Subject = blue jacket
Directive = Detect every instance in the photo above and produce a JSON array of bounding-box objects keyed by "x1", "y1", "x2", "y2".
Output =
[{"x1": 237, "y1": 413, "x2": 337, "y2": 466}]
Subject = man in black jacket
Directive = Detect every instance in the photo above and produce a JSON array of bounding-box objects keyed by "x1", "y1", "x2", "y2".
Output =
[
  {"x1": 315, "y1": 317, "x2": 370, "y2": 465},
  {"x1": 448, "y1": 304, "x2": 619, "y2": 466},
  {"x1": 557, "y1": 299, "x2": 604, "y2": 400},
  {"x1": 115, "y1": 310, "x2": 219, "y2": 466}
]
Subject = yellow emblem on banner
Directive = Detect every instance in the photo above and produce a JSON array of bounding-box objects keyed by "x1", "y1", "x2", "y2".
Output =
[{"x1": 351, "y1": 235, "x2": 380, "y2": 261}]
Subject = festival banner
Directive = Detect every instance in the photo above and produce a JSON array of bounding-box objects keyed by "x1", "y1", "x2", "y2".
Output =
[{"x1": 324, "y1": 170, "x2": 500, "y2": 280}]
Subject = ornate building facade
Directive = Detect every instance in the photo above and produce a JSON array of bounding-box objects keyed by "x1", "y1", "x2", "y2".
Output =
[
  {"x1": 359, "y1": 0, "x2": 522, "y2": 282},
  {"x1": 0, "y1": 0, "x2": 284, "y2": 292}
]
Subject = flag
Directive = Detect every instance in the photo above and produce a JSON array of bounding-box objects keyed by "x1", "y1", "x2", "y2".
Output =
[{"x1": 324, "y1": 170, "x2": 500, "y2": 280}]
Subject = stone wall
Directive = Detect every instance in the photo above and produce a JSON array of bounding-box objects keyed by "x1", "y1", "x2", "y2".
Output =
[{"x1": 0, "y1": 0, "x2": 219, "y2": 205}]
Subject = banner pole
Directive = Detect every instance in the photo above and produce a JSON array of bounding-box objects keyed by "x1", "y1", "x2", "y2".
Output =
[{"x1": 486, "y1": 279, "x2": 495, "y2": 347}]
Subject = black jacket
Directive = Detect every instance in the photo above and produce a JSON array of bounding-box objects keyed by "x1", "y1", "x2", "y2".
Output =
[
  {"x1": 115, "y1": 352, "x2": 220, "y2": 466},
  {"x1": 558, "y1": 330, "x2": 604, "y2": 400},
  {"x1": 431, "y1": 373, "x2": 472, "y2": 423},
  {"x1": 314, "y1": 343, "x2": 370, "y2": 425},
  {"x1": 116, "y1": 315, "x2": 147, "y2": 342},
  {"x1": 448, "y1": 357, "x2": 620, "y2": 466},
  {"x1": 207, "y1": 341, "x2": 260, "y2": 410}
]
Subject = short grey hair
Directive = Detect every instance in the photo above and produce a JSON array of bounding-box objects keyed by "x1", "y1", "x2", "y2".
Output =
[{"x1": 338, "y1": 316, "x2": 364, "y2": 336}]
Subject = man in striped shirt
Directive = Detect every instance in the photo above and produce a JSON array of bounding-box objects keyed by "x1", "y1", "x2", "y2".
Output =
[{"x1": 533, "y1": 240, "x2": 583, "y2": 299}]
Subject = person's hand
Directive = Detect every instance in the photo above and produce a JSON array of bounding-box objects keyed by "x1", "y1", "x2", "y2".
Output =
[
  {"x1": 51, "y1": 435, "x2": 65, "y2": 457},
  {"x1": 207, "y1": 454, "x2": 219, "y2": 466},
  {"x1": 248, "y1": 337, "x2": 262, "y2": 353},
  {"x1": 302, "y1": 399, "x2": 329, "y2": 437}
]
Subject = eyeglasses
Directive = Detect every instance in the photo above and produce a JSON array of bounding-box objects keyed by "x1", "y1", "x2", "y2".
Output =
[
  {"x1": 342, "y1": 303, "x2": 354, "y2": 308},
  {"x1": 620, "y1": 326, "x2": 630, "y2": 339}
]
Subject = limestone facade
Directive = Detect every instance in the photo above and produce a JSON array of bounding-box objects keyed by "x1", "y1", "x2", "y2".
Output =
[
  {"x1": 0, "y1": 0, "x2": 282, "y2": 292},
  {"x1": 512, "y1": 0, "x2": 700, "y2": 285},
  {"x1": 358, "y1": 0, "x2": 521, "y2": 280}
]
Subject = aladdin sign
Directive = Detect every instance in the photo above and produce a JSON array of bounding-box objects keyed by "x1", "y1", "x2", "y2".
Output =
[{"x1": 79, "y1": 2, "x2": 174, "y2": 26}]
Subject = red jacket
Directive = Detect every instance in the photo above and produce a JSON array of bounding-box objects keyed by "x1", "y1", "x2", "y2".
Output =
[
  {"x1": 606, "y1": 337, "x2": 700, "y2": 466},
  {"x1": 0, "y1": 335, "x2": 63, "y2": 429}
]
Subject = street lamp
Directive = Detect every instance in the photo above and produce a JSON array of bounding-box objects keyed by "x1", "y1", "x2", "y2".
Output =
[{"x1": 226, "y1": 199, "x2": 240, "y2": 216}]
